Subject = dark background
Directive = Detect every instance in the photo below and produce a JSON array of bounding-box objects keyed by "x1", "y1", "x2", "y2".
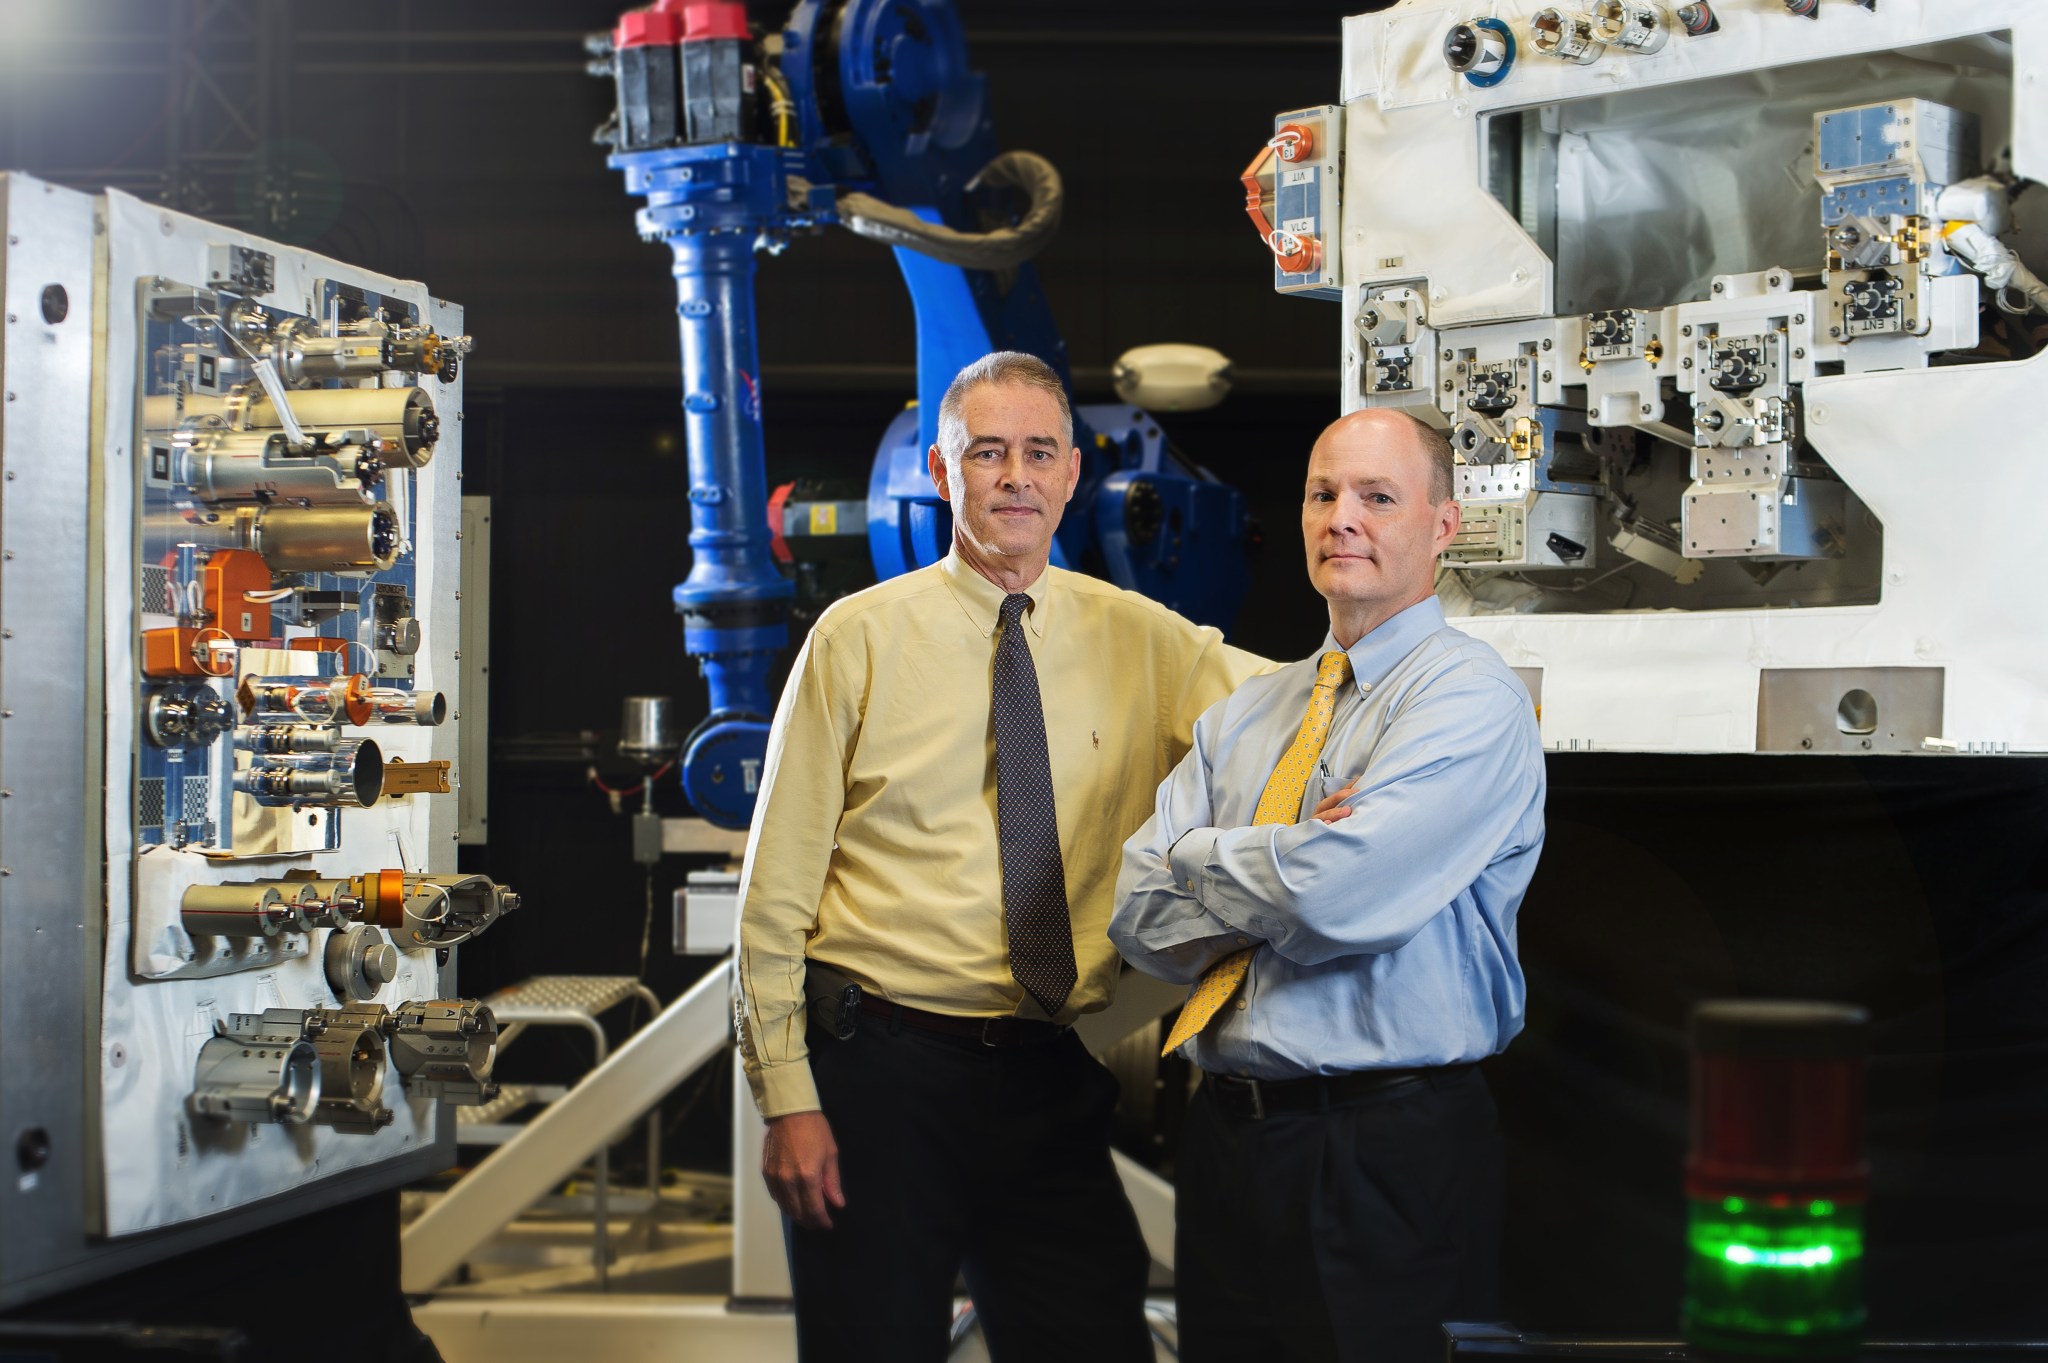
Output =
[{"x1": 3, "y1": 0, "x2": 2044, "y2": 1348}]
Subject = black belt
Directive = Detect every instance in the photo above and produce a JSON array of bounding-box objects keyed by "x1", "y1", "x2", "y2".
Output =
[
  {"x1": 856, "y1": 995, "x2": 1070, "y2": 1048},
  {"x1": 1204, "y1": 1064, "x2": 1470, "y2": 1120}
]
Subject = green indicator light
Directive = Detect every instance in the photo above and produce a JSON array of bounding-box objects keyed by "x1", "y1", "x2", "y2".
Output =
[
  {"x1": 1683, "y1": 1197, "x2": 1865, "y2": 1358},
  {"x1": 1723, "y1": 1243, "x2": 1835, "y2": 1269}
]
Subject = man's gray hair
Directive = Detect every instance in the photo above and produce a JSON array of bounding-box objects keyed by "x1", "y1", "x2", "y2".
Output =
[{"x1": 934, "y1": 351, "x2": 1075, "y2": 464}]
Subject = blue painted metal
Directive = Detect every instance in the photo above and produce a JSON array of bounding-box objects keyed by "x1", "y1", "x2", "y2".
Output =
[
  {"x1": 608, "y1": 0, "x2": 1254, "y2": 825},
  {"x1": 610, "y1": 140, "x2": 827, "y2": 826},
  {"x1": 865, "y1": 406, "x2": 942, "y2": 581},
  {"x1": 1069, "y1": 404, "x2": 1248, "y2": 630},
  {"x1": 682, "y1": 720, "x2": 774, "y2": 827},
  {"x1": 784, "y1": 0, "x2": 1071, "y2": 449}
]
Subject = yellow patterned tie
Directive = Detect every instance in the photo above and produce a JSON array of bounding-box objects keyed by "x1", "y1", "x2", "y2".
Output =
[{"x1": 1160, "y1": 650, "x2": 1354, "y2": 1056}]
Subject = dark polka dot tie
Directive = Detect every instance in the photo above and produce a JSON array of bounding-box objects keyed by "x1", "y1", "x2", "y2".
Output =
[{"x1": 993, "y1": 592, "x2": 1076, "y2": 1019}]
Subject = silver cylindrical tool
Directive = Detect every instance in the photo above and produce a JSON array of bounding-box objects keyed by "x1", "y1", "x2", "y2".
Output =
[
  {"x1": 324, "y1": 925, "x2": 401, "y2": 1003},
  {"x1": 1532, "y1": 8, "x2": 1605, "y2": 62},
  {"x1": 362, "y1": 688, "x2": 447, "y2": 727},
  {"x1": 237, "y1": 723, "x2": 340, "y2": 755},
  {"x1": 272, "y1": 323, "x2": 393, "y2": 384},
  {"x1": 250, "y1": 503, "x2": 402, "y2": 572},
  {"x1": 619, "y1": 696, "x2": 681, "y2": 766},
  {"x1": 385, "y1": 1000, "x2": 499, "y2": 1105},
  {"x1": 234, "y1": 736, "x2": 385, "y2": 808},
  {"x1": 190, "y1": 1015, "x2": 321, "y2": 1124},
  {"x1": 1592, "y1": 1, "x2": 1669, "y2": 51},
  {"x1": 145, "y1": 684, "x2": 236, "y2": 750},
  {"x1": 177, "y1": 429, "x2": 383, "y2": 507},
  {"x1": 181, "y1": 883, "x2": 294, "y2": 937},
  {"x1": 304, "y1": 1007, "x2": 394, "y2": 1133},
  {"x1": 243, "y1": 385, "x2": 440, "y2": 469},
  {"x1": 143, "y1": 504, "x2": 400, "y2": 574},
  {"x1": 238, "y1": 675, "x2": 443, "y2": 728}
]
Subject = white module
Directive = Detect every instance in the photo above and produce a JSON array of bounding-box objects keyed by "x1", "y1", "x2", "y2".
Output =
[{"x1": 1307, "y1": 0, "x2": 2048, "y2": 754}]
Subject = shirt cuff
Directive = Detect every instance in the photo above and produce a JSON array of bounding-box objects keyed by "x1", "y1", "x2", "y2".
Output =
[
  {"x1": 750, "y1": 1060, "x2": 822, "y2": 1119},
  {"x1": 1167, "y1": 826, "x2": 1222, "y2": 901}
]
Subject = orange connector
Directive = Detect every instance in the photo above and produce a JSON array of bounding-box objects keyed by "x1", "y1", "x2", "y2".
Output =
[
  {"x1": 1240, "y1": 138, "x2": 1320, "y2": 276},
  {"x1": 200, "y1": 548, "x2": 274, "y2": 640},
  {"x1": 141, "y1": 626, "x2": 236, "y2": 678}
]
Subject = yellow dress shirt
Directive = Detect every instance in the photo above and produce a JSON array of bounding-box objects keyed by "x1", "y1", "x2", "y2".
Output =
[{"x1": 735, "y1": 552, "x2": 1268, "y2": 1116}]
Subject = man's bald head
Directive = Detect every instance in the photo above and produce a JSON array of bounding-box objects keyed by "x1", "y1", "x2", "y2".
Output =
[
  {"x1": 1301, "y1": 405, "x2": 1465, "y2": 646},
  {"x1": 1312, "y1": 408, "x2": 1456, "y2": 505}
]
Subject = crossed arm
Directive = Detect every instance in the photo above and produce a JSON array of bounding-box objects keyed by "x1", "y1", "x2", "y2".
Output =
[{"x1": 1110, "y1": 675, "x2": 1539, "y2": 982}]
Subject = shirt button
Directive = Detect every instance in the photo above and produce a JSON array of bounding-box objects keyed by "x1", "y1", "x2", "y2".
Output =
[
  {"x1": 1235, "y1": 998, "x2": 1248, "y2": 1010},
  {"x1": 1185, "y1": 880, "x2": 1195, "y2": 891},
  {"x1": 1235, "y1": 936, "x2": 1249, "y2": 946},
  {"x1": 1360, "y1": 682, "x2": 1373, "y2": 694}
]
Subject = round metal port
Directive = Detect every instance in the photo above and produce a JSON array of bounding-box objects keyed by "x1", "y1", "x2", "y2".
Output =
[{"x1": 1836, "y1": 689, "x2": 1878, "y2": 736}]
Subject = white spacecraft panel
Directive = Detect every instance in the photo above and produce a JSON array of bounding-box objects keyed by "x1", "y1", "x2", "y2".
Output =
[
  {"x1": 1330, "y1": 1, "x2": 2048, "y2": 753},
  {"x1": 0, "y1": 173, "x2": 520, "y2": 1306},
  {"x1": 95, "y1": 191, "x2": 462, "y2": 1234}
]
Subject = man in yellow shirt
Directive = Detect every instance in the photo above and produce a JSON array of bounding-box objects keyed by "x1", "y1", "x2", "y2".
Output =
[{"x1": 734, "y1": 351, "x2": 1264, "y2": 1360}]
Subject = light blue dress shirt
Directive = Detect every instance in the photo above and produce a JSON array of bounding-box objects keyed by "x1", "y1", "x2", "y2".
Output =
[{"x1": 1109, "y1": 596, "x2": 1545, "y2": 1080}]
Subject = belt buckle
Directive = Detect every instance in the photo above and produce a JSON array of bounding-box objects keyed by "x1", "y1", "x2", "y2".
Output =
[
  {"x1": 980, "y1": 1017, "x2": 1003, "y2": 1047},
  {"x1": 1217, "y1": 1074, "x2": 1265, "y2": 1120}
]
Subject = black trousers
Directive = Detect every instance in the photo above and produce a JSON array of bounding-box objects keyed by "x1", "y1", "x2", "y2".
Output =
[
  {"x1": 1176, "y1": 1066, "x2": 1504, "y2": 1363},
  {"x1": 787, "y1": 1018, "x2": 1154, "y2": 1363}
]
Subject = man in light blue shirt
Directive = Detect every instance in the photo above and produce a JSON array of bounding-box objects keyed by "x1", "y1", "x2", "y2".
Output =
[{"x1": 1110, "y1": 407, "x2": 1545, "y2": 1363}]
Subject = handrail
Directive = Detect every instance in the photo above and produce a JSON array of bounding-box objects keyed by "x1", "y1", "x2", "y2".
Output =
[{"x1": 400, "y1": 961, "x2": 734, "y2": 1293}]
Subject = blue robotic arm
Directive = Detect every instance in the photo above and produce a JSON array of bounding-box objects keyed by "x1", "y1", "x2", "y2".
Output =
[{"x1": 595, "y1": 0, "x2": 1250, "y2": 828}]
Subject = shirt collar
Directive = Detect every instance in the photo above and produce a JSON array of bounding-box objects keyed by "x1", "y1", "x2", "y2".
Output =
[
  {"x1": 1319, "y1": 596, "x2": 1446, "y2": 696},
  {"x1": 938, "y1": 551, "x2": 1053, "y2": 638}
]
